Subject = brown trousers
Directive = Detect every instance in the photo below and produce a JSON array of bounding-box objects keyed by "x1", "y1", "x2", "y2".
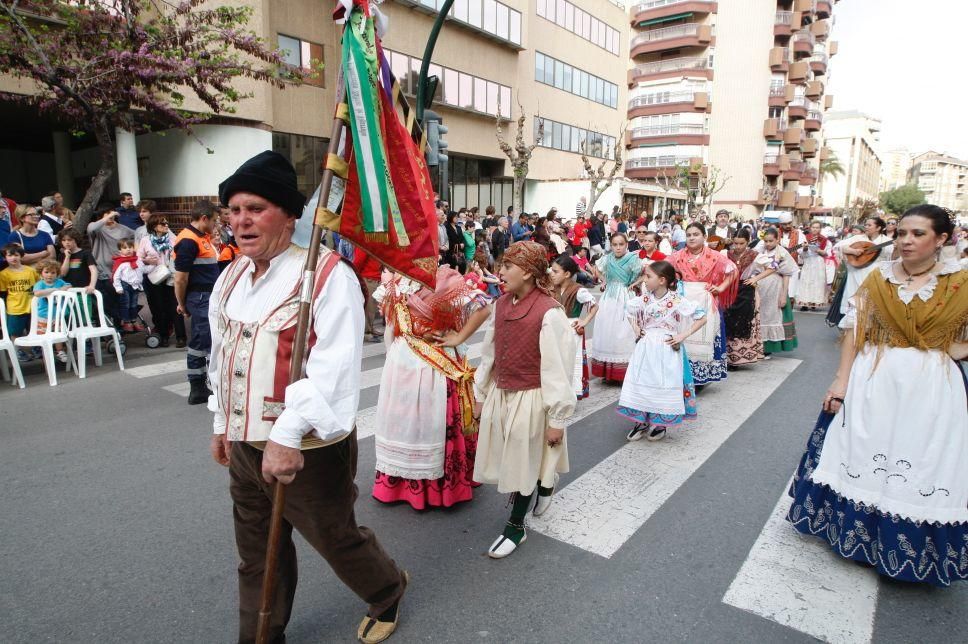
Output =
[
  {"x1": 229, "y1": 435, "x2": 405, "y2": 644},
  {"x1": 362, "y1": 277, "x2": 381, "y2": 336}
]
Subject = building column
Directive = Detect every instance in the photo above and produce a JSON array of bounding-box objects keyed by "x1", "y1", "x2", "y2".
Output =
[
  {"x1": 115, "y1": 127, "x2": 140, "y2": 202},
  {"x1": 51, "y1": 131, "x2": 76, "y2": 207}
]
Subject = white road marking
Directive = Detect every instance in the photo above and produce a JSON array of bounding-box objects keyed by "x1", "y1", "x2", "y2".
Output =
[
  {"x1": 125, "y1": 359, "x2": 184, "y2": 378},
  {"x1": 529, "y1": 357, "x2": 802, "y2": 558},
  {"x1": 163, "y1": 382, "x2": 191, "y2": 397},
  {"x1": 722, "y1": 484, "x2": 878, "y2": 644}
]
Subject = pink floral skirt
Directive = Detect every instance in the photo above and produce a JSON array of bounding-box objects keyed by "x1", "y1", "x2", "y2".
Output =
[{"x1": 373, "y1": 380, "x2": 479, "y2": 510}]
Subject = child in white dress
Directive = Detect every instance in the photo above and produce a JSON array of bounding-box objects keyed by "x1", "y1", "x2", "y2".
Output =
[{"x1": 618, "y1": 261, "x2": 708, "y2": 442}]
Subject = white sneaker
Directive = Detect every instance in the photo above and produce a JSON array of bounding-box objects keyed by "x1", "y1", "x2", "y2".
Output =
[
  {"x1": 56, "y1": 350, "x2": 69, "y2": 364},
  {"x1": 487, "y1": 531, "x2": 526, "y2": 559}
]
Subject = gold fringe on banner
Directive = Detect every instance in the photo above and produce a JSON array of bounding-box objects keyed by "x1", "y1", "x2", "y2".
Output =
[
  {"x1": 405, "y1": 109, "x2": 415, "y2": 135},
  {"x1": 364, "y1": 231, "x2": 390, "y2": 243},
  {"x1": 336, "y1": 103, "x2": 350, "y2": 123},
  {"x1": 315, "y1": 207, "x2": 341, "y2": 229},
  {"x1": 326, "y1": 154, "x2": 349, "y2": 179},
  {"x1": 391, "y1": 82, "x2": 401, "y2": 105}
]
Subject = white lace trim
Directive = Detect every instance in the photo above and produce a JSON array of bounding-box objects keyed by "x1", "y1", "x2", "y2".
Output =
[{"x1": 879, "y1": 260, "x2": 961, "y2": 305}]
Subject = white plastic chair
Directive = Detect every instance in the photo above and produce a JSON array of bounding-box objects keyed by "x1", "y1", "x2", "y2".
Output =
[
  {"x1": 0, "y1": 298, "x2": 25, "y2": 388},
  {"x1": 14, "y1": 291, "x2": 78, "y2": 386},
  {"x1": 66, "y1": 288, "x2": 125, "y2": 378}
]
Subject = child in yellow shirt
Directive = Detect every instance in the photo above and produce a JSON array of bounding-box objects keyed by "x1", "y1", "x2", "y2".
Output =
[{"x1": 0, "y1": 244, "x2": 40, "y2": 359}]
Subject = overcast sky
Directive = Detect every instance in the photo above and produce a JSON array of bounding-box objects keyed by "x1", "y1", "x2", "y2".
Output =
[{"x1": 827, "y1": 0, "x2": 968, "y2": 158}]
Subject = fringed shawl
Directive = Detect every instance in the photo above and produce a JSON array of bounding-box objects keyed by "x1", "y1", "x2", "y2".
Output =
[
  {"x1": 671, "y1": 246, "x2": 738, "y2": 310},
  {"x1": 854, "y1": 263, "x2": 968, "y2": 355}
]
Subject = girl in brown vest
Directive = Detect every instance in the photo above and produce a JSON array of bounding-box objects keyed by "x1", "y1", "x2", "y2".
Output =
[{"x1": 473, "y1": 241, "x2": 578, "y2": 559}]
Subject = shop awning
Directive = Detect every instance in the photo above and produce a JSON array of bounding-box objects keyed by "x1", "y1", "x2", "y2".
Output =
[{"x1": 639, "y1": 12, "x2": 693, "y2": 27}]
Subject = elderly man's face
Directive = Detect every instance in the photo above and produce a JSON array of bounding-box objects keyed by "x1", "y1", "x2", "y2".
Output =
[{"x1": 228, "y1": 192, "x2": 295, "y2": 263}]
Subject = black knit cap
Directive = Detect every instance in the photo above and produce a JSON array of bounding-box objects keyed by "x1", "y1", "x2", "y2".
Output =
[{"x1": 218, "y1": 151, "x2": 307, "y2": 218}]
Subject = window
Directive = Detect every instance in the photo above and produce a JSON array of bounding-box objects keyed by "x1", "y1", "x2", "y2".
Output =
[
  {"x1": 444, "y1": 68, "x2": 459, "y2": 106},
  {"x1": 534, "y1": 51, "x2": 618, "y2": 109},
  {"x1": 535, "y1": 1, "x2": 620, "y2": 56},
  {"x1": 499, "y1": 86, "x2": 511, "y2": 118},
  {"x1": 474, "y1": 77, "x2": 487, "y2": 112},
  {"x1": 277, "y1": 34, "x2": 324, "y2": 87},
  {"x1": 536, "y1": 117, "x2": 613, "y2": 158},
  {"x1": 509, "y1": 11, "x2": 521, "y2": 44},
  {"x1": 459, "y1": 73, "x2": 474, "y2": 109},
  {"x1": 468, "y1": 0, "x2": 482, "y2": 27},
  {"x1": 486, "y1": 81, "x2": 499, "y2": 115},
  {"x1": 483, "y1": 0, "x2": 496, "y2": 33},
  {"x1": 455, "y1": 0, "x2": 468, "y2": 21},
  {"x1": 496, "y1": 3, "x2": 508, "y2": 40}
]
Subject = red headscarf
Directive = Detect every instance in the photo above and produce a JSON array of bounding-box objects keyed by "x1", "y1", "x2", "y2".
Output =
[{"x1": 503, "y1": 241, "x2": 553, "y2": 295}]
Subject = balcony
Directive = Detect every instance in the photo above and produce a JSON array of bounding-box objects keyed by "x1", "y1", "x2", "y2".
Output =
[
  {"x1": 794, "y1": 0, "x2": 815, "y2": 14},
  {"x1": 629, "y1": 56, "x2": 712, "y2": 83},
  {"x1": 804, "y1": 110, "x2": 822, "y2": 131},
  {"x1": 626, "y1": 154, "x2": 704, "y2": 179},
  {"x1": 764, "y1": 153, "x2": 782, "y2": 176},
  {"x1": 784, "y1": 160, "x2": 806, "y2": 181},
  {"x1": 816, "y1": 0, "x2": 832, "y2": 18},
  {"x1": 764, "y1": 117, "x2": 788, "y2": 140},
  {"x1": 796, "y1": 195, "x2": 814, "y2": 210},
  {"x1": 788, "y1": 60, "x2": 809, "y2": 83},
  {"x1": 627, "y1": 90, "x2": 710, "y2": 118},
  {"x1": 788, "y1": 95, "x2": 808, "y2": 119},
  {"x1": 819, "y1": 145, "x2": 830, "y2": 161},
  {"x1": 800, "y1": 167, "x2": 819, "y2": 186},
  {"x1": 806, "y1": 80, "x2": 824, "y2": 99},
  {"x1": 633, "y1": 0, "x2": 718, "y2": 26},
  {"x1": 768, "y1": 84, "x2": 794, "y2": 107},
  {"x1": 784, "y1": 126, "x2": 804, "y2": 150},
  {"x1": 769, "y1": 47, "x2": 790, "y2": 71},
  {"x1": 829, "y1": 41, "x2": 839, "y2": 56},
  {"x1": 629, "y1": 123, "x2": 709, "y2": 146},
  {"x1": 774, "y1": 11, "x2": 801, "y2": 37},
  {"x1": 803, "y1": 137, "x2": 819, "y2": 158},
  {"x1": 778, "y1": 190, "x2": 798, "y2": 208},
  {"x1": 631, "y1": 23, "x2": 713, "y2": 57},
  {"x1": 792, "y1": 31, "x2": 815, "y2": 57},
  {"x1": 809, "y1": 51, "x2": 828, "y2": 75},
  {"x1": 825, "y1": 94, "x2": 834, "y2": 109},
  {"x1": 810, "y1": 19, "x2": 830, "y2": 40}
]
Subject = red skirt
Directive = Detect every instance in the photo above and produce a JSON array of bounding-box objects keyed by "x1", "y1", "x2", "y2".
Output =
[
  {"x1": 373, "y1": 379, "x2": 479, "y2": 510},
  {"x1": 590, "y1": 358, "x2": 628, "y2": 382}
]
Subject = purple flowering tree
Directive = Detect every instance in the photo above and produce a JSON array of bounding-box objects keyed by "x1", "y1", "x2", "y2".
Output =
[{"x1": 0, "y1": 0, "x2": 307, "y2": 227}]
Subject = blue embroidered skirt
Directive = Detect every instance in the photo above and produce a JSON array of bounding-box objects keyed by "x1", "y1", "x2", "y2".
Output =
[{"x1": 689, "y1": 315, "x2": 728, "y2": 386}]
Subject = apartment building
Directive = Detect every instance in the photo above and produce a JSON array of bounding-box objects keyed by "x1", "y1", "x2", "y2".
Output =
[
  {"x1": 907, "y1": 152, "x2": 968, "y2": 212},
  {"x1": 879, "y1": 147, "x2": 912, "y2": 194},
  {"x1": 0, "y1": 0, "x2": 632, "y2": 218},
  {"x1": 818, "y1": 110, "x2": 883, "y2": 209},
  {"x1": 626, "y1": 0, "x2": 839, "y2": 220}
]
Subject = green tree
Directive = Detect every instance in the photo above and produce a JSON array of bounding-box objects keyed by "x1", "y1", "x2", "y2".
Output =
[
  {"x1": 818, "y1": 153, "x2": 845, "y2": 181},
  {"x1": 879, "y1": 184, "x2": 926, "y2": 215}
]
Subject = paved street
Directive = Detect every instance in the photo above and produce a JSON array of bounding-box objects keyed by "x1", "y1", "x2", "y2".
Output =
[{"x1": 2, "y1": 312, "x2": 965, "y2": 643}]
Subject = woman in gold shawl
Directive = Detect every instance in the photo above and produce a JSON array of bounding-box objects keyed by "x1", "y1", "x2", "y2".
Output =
[{"x1": 787, "y1": 205, "x2": 968, "y2": 587}]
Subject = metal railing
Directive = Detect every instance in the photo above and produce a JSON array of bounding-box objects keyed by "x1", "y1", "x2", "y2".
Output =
[
  {"x1": 788, "y1": 95, "x2": 808, "y2": 108},
  {"x1": 627, "y1": 155, "x2": 696, "y2": 169},
  {"x1": 631, "y1": 123, "x2": 706, "y2": 138},
  {"x1": 810, "y1": 51, "x2": 828, "y2": 64},
  {"x1": 764, "y1": 154, "x2": 780, "y2": 165},
  {"x1": 806, "y1": 110, "x2": 823, "y2": 121},
  {"x1": 775, "y1": 11, "x2": 795, "y2": 25},
  {"x1": 632, "y1": 23, "x2": 704, "y2": 47},
  {"x1": 633, "y1": 56, "x2": 709, "y2": 76},
  {"x1": 786, "y1": 160, "x2": 806, "y2": 173},
  {"x1": 629, "y1": 90, "x2": 698, "y2": 108},
  {"x1": 793, "y1": 31, "x2": 816, "y2": 47},
  {"x1": 769, "y1": 84, "x2": 787, "y2": 97}
]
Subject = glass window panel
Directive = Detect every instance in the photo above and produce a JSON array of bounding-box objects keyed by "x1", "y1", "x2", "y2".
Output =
[
  {"x1": 561, "y1": 124, "x2": 571, "y2": 151},
  {"x1": 545, "y1": 0, "x2": 555, "y2": 23},
  {"x1": 509, "y1": 10, "x2": 521, "y2": 44},
  {"x1": 420, "y1": 0, "x2": 434, "y2": 8},
  {"x1": 610, "y1": 84, "x2": 618, "y2": 108},
  {"x1": 556, "y1": 0, "x2": 566, "y2": 27},
  {"x1": 408, "y1": 58, "x2": 421, "y2": 97},
  {"x1": 486, "y1": 81, "x2": 499, "y2": 115},
  {"x1": 444, "y1": 68, "x2": 459, "y2": 105},
  {"x1": 544, "y1": 57, "x2": 554, "y2": 84},
  {"x1": 535, "y1": 52, "x2": 544, "y2": 82},
  {"x1": 499, "y1": 86, "x2": 511, "y2": 118},
  {"x1": 455, "y1": 0, "x2": 468, "y2": 21},
  {"x1": 565, "y1": 3, "x2": 574, "y2": 31},
  {"x1": 278, "y1": 35, "x2": 301, "y2": 67},
  {"x1": 571, "y1": 127, "x2": 581, "y2": 152},
  {"x1": 459, "y1": 73, "x2": 474, "y2": 109},
  {"x1": 468, "y1": 0, "x2": 482, "y2": 27},
  {"x1": 452, "y1": 156, "x2": 467, "y2": 182},
  {"x1": 391, "y1": 52, "x2": 408, "y2": 90},
  {"x1": 563, "y1": 64, "x2": 572, "y2": 94},
  {"x1": 581, "y1": 12, "x2": 590, "y2": 39},
  {"x1": 428, "y1": 64, "x2": 443, "y2": 101},
  {"x1": 554, "y1": 60, "x2": 564, "y2": 89},
  {"x1": 474, "y1": 77, "x2": 487, "y2": 112},
  {"x1": 537, "y1": 0, "x2": 546, "y2": 17},
  {"x1": 571, "y1": 67, "x2": 581, "y2": 95},
  {"x1": 453, "y1": 184, "x2": 467, "y2": 210},
  {"x1": 479, "y1": 183, "x2": 491, "y2": 212},
  {"x1": 580, "y1": 71, "x2": 589, "y2": 98},
  {"x1": 597, "y1": 24, "x2": 606, "y2": 47},
  {"x1": 483, "y1": 0, "x2": 496, "y2": 33},
  {"x1": 496, "y1": 3, "x2": 508, "y2": 40},
  {"x1": 552, "y1": 121, "x2": 562, "y2": 149}
]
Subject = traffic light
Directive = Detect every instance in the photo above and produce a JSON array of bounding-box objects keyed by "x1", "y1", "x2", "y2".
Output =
[{"x1": 423, "y1": 109, "x2": 449, "y2": 200}]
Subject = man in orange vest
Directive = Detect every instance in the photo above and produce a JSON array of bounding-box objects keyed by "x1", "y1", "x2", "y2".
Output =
[{"x1": 174, "y1": 200, "x2": 218, "y2": 404}]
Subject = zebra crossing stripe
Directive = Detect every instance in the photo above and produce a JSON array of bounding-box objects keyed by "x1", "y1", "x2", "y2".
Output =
[
  {"x1": 722, "y1": 483, "x2": 879, "y2": 644},
  {"x1": 528, "y1": 357, "x2": 802, "y2": 558}
]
